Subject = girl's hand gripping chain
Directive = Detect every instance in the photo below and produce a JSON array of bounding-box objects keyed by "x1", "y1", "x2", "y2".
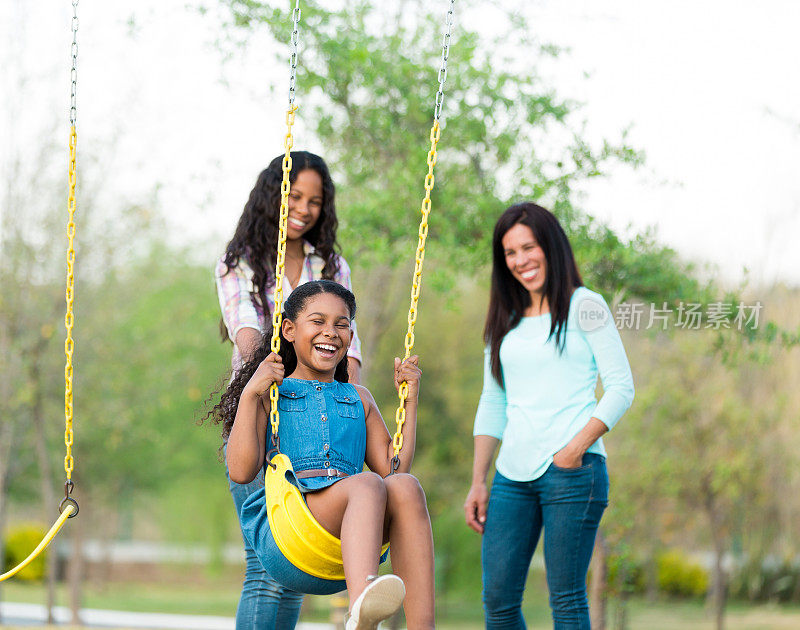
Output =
[
  {"x1": 228, "y1": 352, "x2": 284, "y2": 484},
  {"x1": 394, "y1": 355, "x2": 421, "y2": 401},
  {"x1": 242, "y1": 353, "x2": 285, "y2": 400}
]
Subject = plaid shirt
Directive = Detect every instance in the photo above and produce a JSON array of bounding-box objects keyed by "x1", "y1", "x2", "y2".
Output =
[{"x1": 215, "y1": 241, "x2": 362, "y2": 372}]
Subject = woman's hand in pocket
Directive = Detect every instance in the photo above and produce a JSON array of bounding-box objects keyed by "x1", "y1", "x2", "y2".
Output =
[{"x1": 552, "y1": 444, "x2": 584, "y2": 469}]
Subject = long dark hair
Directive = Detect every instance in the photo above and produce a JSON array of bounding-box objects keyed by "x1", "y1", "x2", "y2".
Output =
[
  {"x1": 208, "y1": 280, "x2": 356, "y2": 443},
  {"x1": 484, "y1": 202, "x2": 583, "y2": 386},
  {"x1": 219, "y1": 151, "x2": 340, "y2": 341}
]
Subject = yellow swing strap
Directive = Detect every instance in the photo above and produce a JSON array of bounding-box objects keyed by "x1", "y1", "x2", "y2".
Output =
[
  {"x1": 1, "y1": 0, "x2": 80, "y2": 584},
  {"x1": 0, "y1": 507, "x2": 75, "y2": 582},
  {"x1": 390, "y1": 0, "x2": 456, "y2": 473}
]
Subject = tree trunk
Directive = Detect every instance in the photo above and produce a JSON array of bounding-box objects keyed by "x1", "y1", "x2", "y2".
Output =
[
  {"x1": 0, "y1": 427, "x2": 10, "y2": 624},
  {"x1": 644, "y1": 553, "x2": 658, "y2": 602},
  {"x1": 613, "y1": 599, "x2": 628, "y2": 630},
  {"x1": 589, "y1": 529, "x2": 608, "y2": 630},
  {"x1": 0, "y1": 328, "x2": 16, "y2": 622},
  {"x1": 68, "y1": 493, "x2": 84, "y2": 625},
  {"x1": 702, "y1": 476, "x2": 727, "y2": 630},
  {"x1": 710, "y1": 539, "x2": 726, "y2": 630},
  {"x1": 644, "y1": 496, "x2": 660, "y2": 602}
]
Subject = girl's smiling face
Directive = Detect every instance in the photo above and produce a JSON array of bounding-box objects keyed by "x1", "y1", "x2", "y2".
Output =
[
  {"x1": 286, "y1": 168, "x2": 324, "y2": 241},
  {"x1": 282, "y1": 292, "x2": 352, "y2": 380}
]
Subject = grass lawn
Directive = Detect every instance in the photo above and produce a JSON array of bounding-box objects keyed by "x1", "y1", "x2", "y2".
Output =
[
  {"x1": 3, "y1": 572, "x2": 800, "y2": 629},
  {"x1": 1, "y1": 575, "x2": 243, "y2": 617}
]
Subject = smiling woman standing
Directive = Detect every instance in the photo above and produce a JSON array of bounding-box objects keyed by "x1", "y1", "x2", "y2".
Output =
[
  {"x1": 215, "y1": 151, "x2": 362, "y2": 629},
  {"x1": 464, "y1": 202, "x2": 634, "y2": 630}
]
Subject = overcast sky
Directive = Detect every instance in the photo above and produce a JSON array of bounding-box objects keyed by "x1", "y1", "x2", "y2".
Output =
[{"x1": 3, "y1": 0, "x2": 799, "y2": 288}]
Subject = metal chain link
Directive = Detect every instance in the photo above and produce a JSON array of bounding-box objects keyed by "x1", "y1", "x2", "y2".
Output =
[
  {"x1": 288, "y1": 0, "x2": 301, "y2": 106},
  {"x1": 391, "y1": 0, "x2": 456, "y2": 471},
  {"x1": 269, "y1": 0, "x2": 302, "y2": 443},
  {"x1": 63, "y1": 0, "x2": 79, "y2": 501},
  {"x1": 69, "y1": 0, "x2": 78, "y2": 127},
  {"x1": 433, "y1": 0, "x2": 455, "y2": 122}
]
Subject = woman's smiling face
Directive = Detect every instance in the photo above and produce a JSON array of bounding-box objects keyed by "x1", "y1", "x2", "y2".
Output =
[
  {"x1": 502, "y1": 222, "x2": 547, "y2": 298},
  {"x1": 282, "y1": 292, "x2": 352, "y2": 379},
  {"x1": 286, "y1": 168, "x2": 324, "y2": 241}
]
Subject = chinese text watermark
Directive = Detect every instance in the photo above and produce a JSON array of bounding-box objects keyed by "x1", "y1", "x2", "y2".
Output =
[{"x1": 577, "y1": 299, "x2": 762, "y2": 332}]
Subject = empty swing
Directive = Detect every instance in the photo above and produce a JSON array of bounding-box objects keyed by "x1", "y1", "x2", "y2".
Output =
[{"x1": 1, "y1": 0, "x2": 81, "y2": 583}]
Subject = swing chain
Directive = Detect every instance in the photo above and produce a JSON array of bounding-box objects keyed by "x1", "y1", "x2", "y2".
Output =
[
  {"x1": 70, "y1": 0, "x2": 79, "y2": 127},
  {"x1": 268, "y1": 2, "x2": 302, "y2": 444},
  {"x1": 63, "y1": 0, "x2": 79, "y2": 504},
  {"x1": 391, "y1": 0, "x2": 455, "y2": 471},
  {"x1": 391, "y1": 121, "x2": 440, "y2": 465},
  {"x1": 268, "y1": 106, "x2": 297, "y2": 442},
  {"x1": 433, "y1": 0, "x2": 455, "y2": 123},
  {"x1": 288, "y1": 0, "x2": 301, "y2": 106}
]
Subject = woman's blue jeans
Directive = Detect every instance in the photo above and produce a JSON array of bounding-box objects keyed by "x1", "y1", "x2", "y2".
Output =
[
  {"x1": 482, "y1": 454, "x2": 609, "y2": 630},
  {"x1": 227, "y1": 463, "x2": 304, "y2": 629}
]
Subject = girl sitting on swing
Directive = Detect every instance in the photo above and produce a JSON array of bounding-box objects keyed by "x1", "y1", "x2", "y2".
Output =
[{"x1": 210, "y1": 280, "x2": 435, "y2": 630}]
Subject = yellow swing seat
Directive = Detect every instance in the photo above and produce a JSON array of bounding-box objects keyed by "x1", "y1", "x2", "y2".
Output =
[{"x1": 265, "y1": 453, "x2": 389, "y2": 580}]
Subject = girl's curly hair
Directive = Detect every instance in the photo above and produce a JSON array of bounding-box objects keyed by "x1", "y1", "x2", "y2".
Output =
[
  {"x1": 207, "y1": 280, "x2": 356, "y2": 446},
  {"x1": 218, "y1": 151, "x2": 340, "y2": 341}
]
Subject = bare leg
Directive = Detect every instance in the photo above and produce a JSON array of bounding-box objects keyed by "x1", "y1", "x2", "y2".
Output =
[
  {"x1": 305, "y1": 472, "x2": 386, "y2": 603},
  {"x1": 382, "y1": 473, "x2": 435, "y2": 630}
]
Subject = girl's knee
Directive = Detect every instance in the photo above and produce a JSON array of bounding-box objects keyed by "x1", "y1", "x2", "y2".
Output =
[
  {"x1": 350, "y1": 471, "x2": 387, "y2": 502},
  {"x1": 384, "y1": 473, "x2": 427, "y2": 506}
]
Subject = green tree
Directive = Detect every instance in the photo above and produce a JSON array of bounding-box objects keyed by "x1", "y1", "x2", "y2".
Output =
[
  {"x1": 216, "y1": 0, "x2": 674, "y2": 367},
  {"x1": 606, "y1": 325, "x2": 796, "y2": 630}
]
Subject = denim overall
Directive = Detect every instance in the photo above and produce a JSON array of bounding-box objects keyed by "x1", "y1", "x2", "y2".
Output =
[{"x1": 240, "y1": 377, "x2": 371, "y2": 594}]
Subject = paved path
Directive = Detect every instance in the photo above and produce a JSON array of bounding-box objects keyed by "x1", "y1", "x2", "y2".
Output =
[{"x1": 0, "y1": 602, "x2": 334, "y2": 629}]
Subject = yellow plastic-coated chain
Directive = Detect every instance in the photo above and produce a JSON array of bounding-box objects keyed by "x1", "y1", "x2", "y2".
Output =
[
  {"x1": 268, "y1": 105, "x2": 298, "y2": 440},
  {"x1": 390, "y1": 0, "x2": 454, "y2": 470},
  {"x1": 391, "y1": 121, "x2": 441, "y2": 459},
  {"x1": 64, "y1": 125, "x2": 77, "y2": 480},
  {"x1": 0, "y1": 504, "x2": 75, "y2": 582}
]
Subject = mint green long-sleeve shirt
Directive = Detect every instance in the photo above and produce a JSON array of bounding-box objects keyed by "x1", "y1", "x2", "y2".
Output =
[{"x1": 473, "y1": 287, "x2": 634, "y2": 482}]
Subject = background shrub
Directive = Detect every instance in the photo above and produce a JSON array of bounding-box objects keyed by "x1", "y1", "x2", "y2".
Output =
[
  {"x1": 3, "y1": 523, "x2": 48, "y2": 581},
  {"x1": 730, "y1": 557, "x2": 800, "y2": 603},
  {"x1": 657, "y1": 549, "x2": 709, "y2": 597}
]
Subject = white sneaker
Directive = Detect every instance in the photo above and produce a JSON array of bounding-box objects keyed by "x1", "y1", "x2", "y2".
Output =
[{"x1": 344, "y1": 574, "x2": 406, "y2": 630}]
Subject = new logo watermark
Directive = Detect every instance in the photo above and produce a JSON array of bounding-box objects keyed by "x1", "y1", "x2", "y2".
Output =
[{"x1": 577, "y1": 297, "x2": 611, "y2": 332}]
